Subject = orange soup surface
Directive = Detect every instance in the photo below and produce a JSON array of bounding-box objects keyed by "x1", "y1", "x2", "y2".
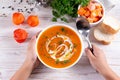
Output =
[{"x1": 37, "y1": 26, "x2": 82, "y2": 68}]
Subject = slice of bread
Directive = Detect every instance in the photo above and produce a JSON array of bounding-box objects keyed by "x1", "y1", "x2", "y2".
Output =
[
  {"x1": 94, "y1": 26, "x2": 115, "y2": 45},
  {"x1": 101, "y1": 16, "x2": 120, "y2": 34}
]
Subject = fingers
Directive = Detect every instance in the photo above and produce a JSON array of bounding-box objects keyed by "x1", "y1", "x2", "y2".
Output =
[
  {"x1": 28, "y1": 31, "x2": 41, "y2": 48},
  {"x1": 30, "y1": 36, "x2": 36, "y2": 43},
  {"x1": 28, "y1": 36, "x2": 37, "y2": 49},
  {"x1": 36, "y1": 31, "x2": 41, "y2": 38},
  {"x1": 92, "y1": 44, "x2": 102, "y2": 56},
  {"x1": 30, "y1": 31, "x2": 41, "y2": 43},
  {"x1": 92, "y1": 44, "x2": 100, "y2": 51},
  {"x1": 29, "y1": 31, "x2": 41, "y2": 47},
  {"x1": 85, "y1": 48, "x2": 95, "y2": 60}
]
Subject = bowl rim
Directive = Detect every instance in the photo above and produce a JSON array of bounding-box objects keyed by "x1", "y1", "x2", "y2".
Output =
[
  {"x1": 35, "y1": 24, "x2": 84, "y2": 70},
  {"x1": 78, "y1": 0, "x2": 105, "y2": 25}
]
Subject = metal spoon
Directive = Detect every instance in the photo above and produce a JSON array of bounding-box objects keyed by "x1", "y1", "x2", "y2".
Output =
[{"x1": 76, "y1": 16, "x2": 93, "y2": 53}]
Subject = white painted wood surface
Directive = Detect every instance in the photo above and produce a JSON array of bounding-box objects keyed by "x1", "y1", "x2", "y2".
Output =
[{"x1": 0, "y1": 0, "x2": 120, "y2": 80}]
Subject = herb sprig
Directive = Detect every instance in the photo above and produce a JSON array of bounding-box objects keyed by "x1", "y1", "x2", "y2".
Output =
[{"x1": 50, "y1": 0, "x2": 90, "y2": 22}]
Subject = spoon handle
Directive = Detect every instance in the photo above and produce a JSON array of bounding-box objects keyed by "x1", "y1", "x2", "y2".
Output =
[{"x1": 85, "y1": 37, "x2": 94, "y2": 54}]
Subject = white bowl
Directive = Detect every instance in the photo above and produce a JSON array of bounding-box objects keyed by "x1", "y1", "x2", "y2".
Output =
[
  {"x1": 36, "y1": 24, "x2": 83, "y2": 69},
  {"x1": 78, "y1": 0, "x2": 105, "y2": 27}
]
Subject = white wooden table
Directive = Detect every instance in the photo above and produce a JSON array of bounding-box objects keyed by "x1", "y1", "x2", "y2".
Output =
[{"x1": 0, "y1": 0, "x2": 120, "y2": 80}]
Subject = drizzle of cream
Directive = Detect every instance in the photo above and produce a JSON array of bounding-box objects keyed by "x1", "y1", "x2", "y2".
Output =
[{"x1": 46, "y1": 35, "x2": 74, "y2": 61}]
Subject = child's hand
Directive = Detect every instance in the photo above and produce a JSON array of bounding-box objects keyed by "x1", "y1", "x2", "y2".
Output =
[
  {"x1": 85, "y1": 44, "x2": 120, "y2": 80},
  {"x1": 10, "y1": 35, "x2": 40, "y2": 80},
  {"x1": 85, "y1": 44, "x2": 109, "y2": 74},
  {"x1": 25, "y1": 35, "x2": 40, "y2": 70}
]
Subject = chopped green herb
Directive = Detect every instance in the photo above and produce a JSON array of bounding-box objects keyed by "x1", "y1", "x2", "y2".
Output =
[
  {"x1": 46, "y1": 56, "x2": 51, "y2": 58},
  {"x1": 48, "y1": 45, "x2": 53, "y2": 49},
  {"x1": 56, "y1": 32, "x2": 60, "y2": 35},
  {"x1": 44, "y1": 54, "x2": 51, "y2": 58},
  {"x1": 43, "y1": 35, "x2": 48, "y2": 39},
  {"x1": 56, "y1": 59, "x2": 59, "y2": 64},
  {"x1": 61, "y1": 17, "x2": 68, "y2": 23},
  {"x1": 63, "y1": 60, "x2": 70, "y2": 64},
  {"x1": 61, "y1": 28, "x2": 65, "y2": 32},
  {"x1": 70, "y1": 50, "x2": 72, "y2": 53},
  {"x1": 52, "y1": 17, "x2": 57, "y2": 22},
  {"x1": 58, "y1": 40, "x2": 63, "y2": 45},
  {"x1": 65, "y1": 54, "x2": 69, "y2": 57},
  {"x1": 73, "y1": 43, "x2": 77, "y2": 48}
]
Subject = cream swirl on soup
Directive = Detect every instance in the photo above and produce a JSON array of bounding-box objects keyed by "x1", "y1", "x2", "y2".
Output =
[{"x1": 46, "y1": 35, "x2": 74, "y2": 61}]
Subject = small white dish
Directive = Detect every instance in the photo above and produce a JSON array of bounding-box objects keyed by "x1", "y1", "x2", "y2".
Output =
[{"x1": 78, "y1": 0, "x2": 105, "y2": 27}]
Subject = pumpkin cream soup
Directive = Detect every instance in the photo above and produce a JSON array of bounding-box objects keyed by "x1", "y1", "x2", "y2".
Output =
[{"x1": 37, "y1": 25, "x2": 82, "y2": 69}]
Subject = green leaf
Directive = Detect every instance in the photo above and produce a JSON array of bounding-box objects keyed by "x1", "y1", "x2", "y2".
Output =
[
  {"x1": 52, "y1": 17, "x2": 57, "y2": 22},
  {"x1": 52, "y1": 10, "x2": 61, "y2": 18},
  {"x1": 61, "y1": 17, "x2": 68, "y2": 23},
  {"x1": 63, "y1": 60, "x2": 70, "y2": 64},
  {"x1": 56, "y1": 59, "x2": 59, "y2": 64}
]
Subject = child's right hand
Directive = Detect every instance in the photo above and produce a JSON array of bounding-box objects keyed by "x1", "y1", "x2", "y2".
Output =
[
  {"x1": 85, "y1": 44, "x2": 120, "y2": 80},
  {"x1": 85, "y1": 44, "x2": 109, "y2": 74}
]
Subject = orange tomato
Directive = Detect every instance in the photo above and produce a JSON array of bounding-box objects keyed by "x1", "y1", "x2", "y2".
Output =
[
  {"x1": 27, "y1": 15, "x2": 39, "y2": 27},
  {"x1": 13, "y1": 29, "x2": 28, "y2": 43},
  {"x1": 12, "y1": 12, "x2": 25, "y2": 25}
]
